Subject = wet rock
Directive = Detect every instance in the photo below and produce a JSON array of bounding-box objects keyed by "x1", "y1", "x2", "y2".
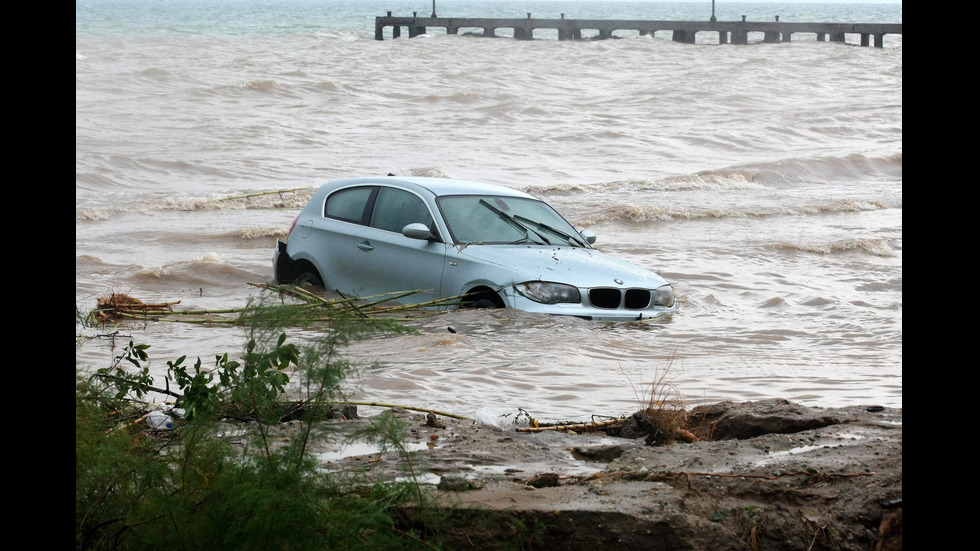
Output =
[
  {"x1": 572, "y1": 445, "x2": 628, "y2": 462},
  {"x1": 438, "y1": 475, "x2": 478, "y2": 492},
  {"x1": 690, "y1": 398, "x2": 841, "y2": 440},
  {"x1": 426, "y1": 412, "x2": 446, "y2": 429},
  {"x1": 525, "y1": 472, "x2": 561, "y2": 488}
]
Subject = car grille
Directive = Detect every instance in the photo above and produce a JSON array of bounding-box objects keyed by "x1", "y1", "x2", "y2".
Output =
[{"x1": 588, "y1": 288, "x2": 652, "y2": 310}]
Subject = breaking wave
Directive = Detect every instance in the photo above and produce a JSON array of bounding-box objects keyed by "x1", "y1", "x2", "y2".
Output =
[
  {"x1": 579, "y1": 200, "x2": 890, "y2": 225},
  {"x1": 771, "y1": 238, "x2": 897, "y2": 257},
  {"x1": 132, "y1": 253, "x2": 255, "y2": 284},
  {"x1": 76, "y1": 188, "x2": 315, "y2": 220},
  {"x1": 233, "y1": 226, "x2": 288, "y2": 240},
  {"x1": 528, "y1": 153, "x2": 902, "y2": 196}
]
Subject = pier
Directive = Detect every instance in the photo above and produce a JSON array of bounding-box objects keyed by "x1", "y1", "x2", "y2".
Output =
[{"x1": 375, "y1": 13, "x2": 902, "y2": 47}]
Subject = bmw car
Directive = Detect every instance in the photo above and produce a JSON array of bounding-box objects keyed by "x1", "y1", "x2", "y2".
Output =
[{"x1": 273, "y1": 176, "x2": 676, "y2": 321}]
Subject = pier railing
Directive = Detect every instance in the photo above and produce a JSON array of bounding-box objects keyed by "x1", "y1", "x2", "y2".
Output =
[{"x1": 375, "y1": 13, "x2": 902, "y2": 47}]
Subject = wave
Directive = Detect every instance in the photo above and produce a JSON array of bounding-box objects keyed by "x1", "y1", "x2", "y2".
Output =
[
  {"x1": 76, "y1": 188, "x2": 316, "y2": 220},
  {"x1": 527, "y1": 171, "x2": 765, "y2": 195},
  {"x1": 747, "y1": 153, "x2": 903, "y2": 186},
  {"x1": 527, "y1": 153, "x2": 902, "y2": 196},
  {"x1": 578, "y1": 199, "x2": 890, "y2": 225},
  {"x1": 233, "y1": 226, "x2": 289, "y2": 240},
  {"x1": 132, "y1": 253, "x2": 255, "y2": 284},
  {"x1": 240, "y1": 79, "x2": 279, "y2": 93},
  {"x1": 423, "y1": 91, "x2": 495, "y2": 104},
  {"x1": 138, "y1": 67, "x2": 175, "y2": 81},
  {"x1": 389, "y1": 167, "x2": 453, "y2": 179},
  {"x1": 162, "y1": 189, "x2": 314, "y2": 211},
  {"x1": 770, "y1": 238, "x2": 897, "y2": 257}
]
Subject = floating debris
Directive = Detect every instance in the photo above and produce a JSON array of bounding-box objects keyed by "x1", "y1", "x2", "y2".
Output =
[{"x1": 85, "y1": 285, "x2": 466, "y2": 326}]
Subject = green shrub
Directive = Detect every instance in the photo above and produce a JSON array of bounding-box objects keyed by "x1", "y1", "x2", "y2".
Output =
[{"x1": 76, "y1": 294, "x2": 440, "y2": 551}]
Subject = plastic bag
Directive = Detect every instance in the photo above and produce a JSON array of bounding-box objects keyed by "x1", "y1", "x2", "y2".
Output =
[
  {"x1": 472, "y1": 407, "x2": 533, "y2": 430},
  {"x1": 146, "y1": 410, "x2": 174, "y2": 430}
]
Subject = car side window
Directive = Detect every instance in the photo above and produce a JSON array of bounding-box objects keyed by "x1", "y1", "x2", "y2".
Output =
[
  {"x1": 370, "y1": 187, "x2": 434, "y2": 234},
  {"x1": 325, "y1": 187, "x2": 375, "y2": 224}
]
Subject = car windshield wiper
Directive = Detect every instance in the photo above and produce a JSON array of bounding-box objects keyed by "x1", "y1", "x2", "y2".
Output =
[
  {"x1": 478, "y1": 199, "x2": 550, "y2": 245},
  {"x1": 513, "y1": 215, "x2": 587, "y2": 247}
]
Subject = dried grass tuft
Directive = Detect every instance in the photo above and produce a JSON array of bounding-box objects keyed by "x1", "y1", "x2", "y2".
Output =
[{"x1": 625, "y1": 351, "x2": 712, "y2": 445}]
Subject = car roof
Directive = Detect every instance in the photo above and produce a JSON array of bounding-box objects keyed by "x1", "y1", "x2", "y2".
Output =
[{"x1": 326, "y1": 176, "x2": 537, "y2": 200}]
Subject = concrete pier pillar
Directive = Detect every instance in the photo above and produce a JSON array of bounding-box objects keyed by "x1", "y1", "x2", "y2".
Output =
[
  {"x1": 392, "y1": 25, "x2": 401, "y2": 39},
  {"x1": 718, "y1": 31, "x2": 728, "y2": 44},
  {"x1": 763, "y1": 31, "x2": 780, "y2": 43},
  {"x1": 830, "y1": 32, "x2": 845, "y2": 42},
  {"x1": 874, "y1": 33, "x2": 884, "y2": 48},
  {"x1": 861, "y1": 33, "x2": 870, "y2": 46}
]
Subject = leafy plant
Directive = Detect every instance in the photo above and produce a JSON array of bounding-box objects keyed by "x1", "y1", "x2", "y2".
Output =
[
  {"x1": 76, "y1": 292, "x2": 440, "y2": 551},
  {"x1": 90, "y1": 340, "x2": 154, "y2": 401}
]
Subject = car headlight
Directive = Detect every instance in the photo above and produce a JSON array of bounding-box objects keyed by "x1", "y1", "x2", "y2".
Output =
[
  {"x1": 654, "y1": 284, "x2": 674, "y2": 308},
  {"x1": 517, "y1": 282, "x2": 582, "y2": 304}
]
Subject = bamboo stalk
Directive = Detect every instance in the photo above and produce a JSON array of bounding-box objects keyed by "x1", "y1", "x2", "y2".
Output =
[
  {"x1": 96, "y1": 286, "x2": 459, "y2": 325},
  {"x1": 343, "y1": 289, "x2": 425, "y2": 310},
  {"x1": 115, "y1": 312, "x2": 239, "y2": 324},
  {"x1": 367, "y1": 294, "x2": 463, "y2": 313},
  {"x1": 116, "y1": 307, "x2": 244, "y2": 316},
  {"x1": 329, "y1": 401, "x2": 470, "y2": 420},
  {"x1": 517, "y1": 418, "x2": 625, "y2": 433},
  {"x1": 218, "y1": 188, "x2": 309, "y2": 202}
]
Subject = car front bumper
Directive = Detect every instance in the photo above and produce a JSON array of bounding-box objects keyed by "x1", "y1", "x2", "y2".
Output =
[{"x1": 504, "y1": 287, "x2": 678, "y2": 322}]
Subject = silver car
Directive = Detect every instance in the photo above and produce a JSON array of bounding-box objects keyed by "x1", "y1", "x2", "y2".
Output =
[{"x1": 273, "y1": 176, "x2": 676, "y2": 321}]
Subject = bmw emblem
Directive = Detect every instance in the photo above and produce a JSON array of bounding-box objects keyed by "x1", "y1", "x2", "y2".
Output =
[{"x1": 614, "y1": 278, "x2": 623, "y2": 285}]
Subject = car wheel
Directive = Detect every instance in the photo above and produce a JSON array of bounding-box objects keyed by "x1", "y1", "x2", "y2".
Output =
[
  {"x1": 296, "y1": 271, "x2": 323, "y2": 288},
  {"x1": 469, "y1": 298, "x2": 498, "y2": 309}
]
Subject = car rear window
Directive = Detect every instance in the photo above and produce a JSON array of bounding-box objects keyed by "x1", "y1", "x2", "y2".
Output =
[{"x1": 325, "y1": 187, "x2": 374, "y2": 224}]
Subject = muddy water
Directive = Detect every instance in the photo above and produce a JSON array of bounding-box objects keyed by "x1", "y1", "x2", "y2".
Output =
[{"x1": 76, "y1": 1, "x2": 902, "y2": 423}]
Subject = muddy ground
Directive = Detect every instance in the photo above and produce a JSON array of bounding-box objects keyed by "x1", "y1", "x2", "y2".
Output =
[{"x1": 294, "y1": 398, "x2": 901, "y2": 550}]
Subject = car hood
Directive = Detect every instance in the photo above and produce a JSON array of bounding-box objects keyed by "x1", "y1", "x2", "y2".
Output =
[{"x1": 455, "y1": 245, "x2": 669, "y2": 288}]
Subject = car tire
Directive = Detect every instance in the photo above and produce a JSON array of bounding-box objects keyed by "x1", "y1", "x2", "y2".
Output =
[
  {"x1": 469, "y1": 298, "x2": 497, "y2": 309},
  {"x1": 296, "y1": 271, "x2": 323, "y2": 288}
]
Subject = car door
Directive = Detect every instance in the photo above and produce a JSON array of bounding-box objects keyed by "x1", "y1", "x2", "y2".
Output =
[
  {"x1": 311, "y1": 185, "x2": 376, "y2": 293},
  {"x1": 347, "y1": 186, "x2": 448, "y2": 303}
]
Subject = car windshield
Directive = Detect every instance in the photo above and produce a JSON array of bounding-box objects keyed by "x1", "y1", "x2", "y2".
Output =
[{"x1": 438, "y1": 195, "x2": 587, "y2": 246}]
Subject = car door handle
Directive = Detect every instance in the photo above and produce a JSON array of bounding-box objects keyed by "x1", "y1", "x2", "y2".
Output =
[{"x1": 356, "y1": 240, "x2": 374, "y2": 251}]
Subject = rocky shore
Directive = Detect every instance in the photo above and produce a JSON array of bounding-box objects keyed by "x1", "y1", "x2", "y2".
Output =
[{"x1": 308, "y1": 398, "x2": 902, "y2": 550}]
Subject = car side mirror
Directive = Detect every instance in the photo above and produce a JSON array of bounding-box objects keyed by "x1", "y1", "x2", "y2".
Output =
[
  {"x1": 580, "y1": 229, "x2": 597, "y2": 244},
  {"x1": 402, "y1": 223, "x2": 434, "y2": 240}
]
